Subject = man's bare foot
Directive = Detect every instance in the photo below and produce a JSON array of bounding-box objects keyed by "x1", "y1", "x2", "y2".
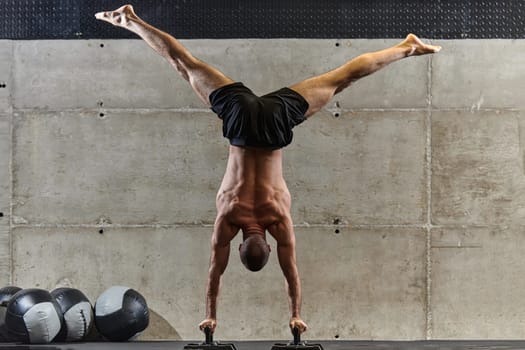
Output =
[
  {"x1": 399, "y1": 33, "x2": 442, "y2": 56},
  {"x1": 95, "y1": 4, "x2": 140, "y2": 28}
]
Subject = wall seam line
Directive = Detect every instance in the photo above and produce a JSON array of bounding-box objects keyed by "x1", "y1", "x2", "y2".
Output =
[
  {"x1": 12, "y1": 107, "x2": 525, "y2": 114},
  {"x1": 8, "y1": 40, "x2": 15, "y2": 285},
  {"x1": 425, "y1": 48, "x2": 434, "y2": 340}
]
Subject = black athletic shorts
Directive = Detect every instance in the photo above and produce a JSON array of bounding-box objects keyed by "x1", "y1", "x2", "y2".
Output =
[{"x1": 209, "y1": 82, "x2": 309, "y2": 149}]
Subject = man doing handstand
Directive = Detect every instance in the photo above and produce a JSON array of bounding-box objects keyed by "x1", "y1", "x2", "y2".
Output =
[{"x1": 95, "y1": 4, "x2": 441, "y2": 336}]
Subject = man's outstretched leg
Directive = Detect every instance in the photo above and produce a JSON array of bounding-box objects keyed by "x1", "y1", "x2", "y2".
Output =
[
  {"x1": 95, "y1": 4, "x2": 234, "y2": 106},
  {"x1": 289, "y1": 34, "x2": 441, "y2": 118}
]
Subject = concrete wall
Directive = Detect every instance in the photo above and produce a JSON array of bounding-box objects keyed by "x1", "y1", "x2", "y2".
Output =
[{"x1": 0, "y1": 38, "x2": 524, "y2": 340}]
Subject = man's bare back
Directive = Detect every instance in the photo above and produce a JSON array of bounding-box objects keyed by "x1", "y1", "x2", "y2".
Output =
[{"x1": 217, "y1": 146, "x2": 290, "y2": 234}]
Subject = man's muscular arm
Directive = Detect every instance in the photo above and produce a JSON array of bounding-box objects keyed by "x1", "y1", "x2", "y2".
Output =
[
  {"x1": 275, "y1": 229, "x2": 308, "y2": 334},
  {"x1": 199, "y1": 243, "x2": 229, "y2": 333},
  {"x1": 199, "y1": 219, "x2": 236, "y2": 334}
]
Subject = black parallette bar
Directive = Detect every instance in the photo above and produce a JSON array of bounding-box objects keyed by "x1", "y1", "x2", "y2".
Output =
[
  {"x1": 205, "y1": 327, "x2": 213, "y2": 344},
  {"x1": 0, "y1": 0, "x2": 524, "y2": 39}
]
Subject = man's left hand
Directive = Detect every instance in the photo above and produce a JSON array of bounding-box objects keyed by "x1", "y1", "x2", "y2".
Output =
[{"x1": 289, "y1": 317, "x2": 308, "y2": 334}]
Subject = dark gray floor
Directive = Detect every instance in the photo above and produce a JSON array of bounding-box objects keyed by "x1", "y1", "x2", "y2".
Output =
[{"x1": 3, "y1": 341, "x2": 525, "y2": 350}]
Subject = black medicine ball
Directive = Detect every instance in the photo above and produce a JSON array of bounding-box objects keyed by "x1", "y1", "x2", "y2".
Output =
[
  {"x1": 5, "y1": 288, "x2": 64, "y2": 343},
  {"x1": 0, "y1": 286, "x2": 21, "y2": 306},
  {"x1": 95, "y1": 286, "x2": 149, "y2": 341},
  {"x1": 51, "y1": 287, "x2": 94, "y2": 342},
  {"x1": 0, "y1": 286, "x2": 22, "y2": 342}
]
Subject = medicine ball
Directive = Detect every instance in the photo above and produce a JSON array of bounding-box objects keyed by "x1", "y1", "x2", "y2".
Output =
[
  {"x1": 0, "y1": 286, "x2": 21, "y2": 306},
  {"x1": 5, "y1": 288, "x2": 64, "y2": 343},
  {"x1": 51, "y1": 288, "x2": 94, "y2": 342},
  {"x1": 94, "y1": 286, "x2": 149, "y2": 341},
  {"x1": 0, "y1": 286, "x2": 22, "y2": 342}
]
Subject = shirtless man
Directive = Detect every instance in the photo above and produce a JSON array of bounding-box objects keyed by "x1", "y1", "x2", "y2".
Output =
[{"x1": 95, "y1": 5, "x2": 441, "y2": 336}]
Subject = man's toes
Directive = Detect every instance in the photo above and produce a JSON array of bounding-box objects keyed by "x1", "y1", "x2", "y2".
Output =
[{"x1": 94, "y1": 11, "x2": 108, "y2": 20}]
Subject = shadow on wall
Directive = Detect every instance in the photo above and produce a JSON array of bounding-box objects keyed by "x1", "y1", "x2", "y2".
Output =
[
  {"x1": 138, "y1": 309, "x2": 182, "y2": 340},
  {"x1": 85, "y1": 308, "x2": 182, "y2": 341}
]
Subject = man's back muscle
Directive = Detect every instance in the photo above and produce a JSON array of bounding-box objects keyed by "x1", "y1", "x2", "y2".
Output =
[{"x1": 216, "y1": 146, "x2": 291, "y2": 230}]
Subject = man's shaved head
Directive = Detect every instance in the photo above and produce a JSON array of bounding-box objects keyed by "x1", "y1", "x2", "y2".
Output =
[{"x1": 239, "y1": 235, "x2": 270, "y2": 272}]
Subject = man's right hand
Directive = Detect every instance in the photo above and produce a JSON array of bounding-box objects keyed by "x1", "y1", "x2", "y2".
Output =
[
  {"x1": 290, "y1": 317, "x2": 308, "y2": 334},
  {"x1": 199, "y1": 318, "x2": 217, "y2": 334}
]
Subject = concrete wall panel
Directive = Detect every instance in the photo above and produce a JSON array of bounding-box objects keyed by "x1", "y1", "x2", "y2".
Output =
[
  {"x1": 432, "y1": 110, "x2": 525, "y2": 225},
  {"x1": 13, "y1": 40, "x2": 186, "y2": 110},
  {"x1": 13, "y1": 39, "x2": 428, "y2": 110},
  {"x1": 12, "y1": 110, "x2": 227, "y2": 225},
  {"x1": 431, "y1": 226, "x2": 525, "y2": 338},
  {"x1": 12, "y1": 109, "x2": 427, "y2": 226},
  {"x1": 299, "y1": 227, "x2": 427, "y2": 340},
  {"x1": 0, "y1": 40, "x2": 12, "y2": 112},
  {"x1": 12, "y1": 226, "x2": 213, "y2": 340},
  {"x1": 286, "y1": 111, "x2": 428, "y2": 225},
  {"x1": 0, "y1": 114, "x2": 10, "y2": 285},
  {"x1": 224, "y1": 38, "x2": 430, "y2": 110},
  {"x1": 432, "y1": 40, "x2": 525, "y2": 109},
  {"x1": 13, "y1": 226, "x2": 426, "y2": 340}
]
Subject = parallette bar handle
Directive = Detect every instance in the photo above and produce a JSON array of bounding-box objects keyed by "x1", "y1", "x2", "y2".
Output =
[
  {"x1": 205, "y1": 326, "x2": 213, "y2": 344},
  {"x1": 293, "y1": 327, "x2": 300, "y2": 345}
]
